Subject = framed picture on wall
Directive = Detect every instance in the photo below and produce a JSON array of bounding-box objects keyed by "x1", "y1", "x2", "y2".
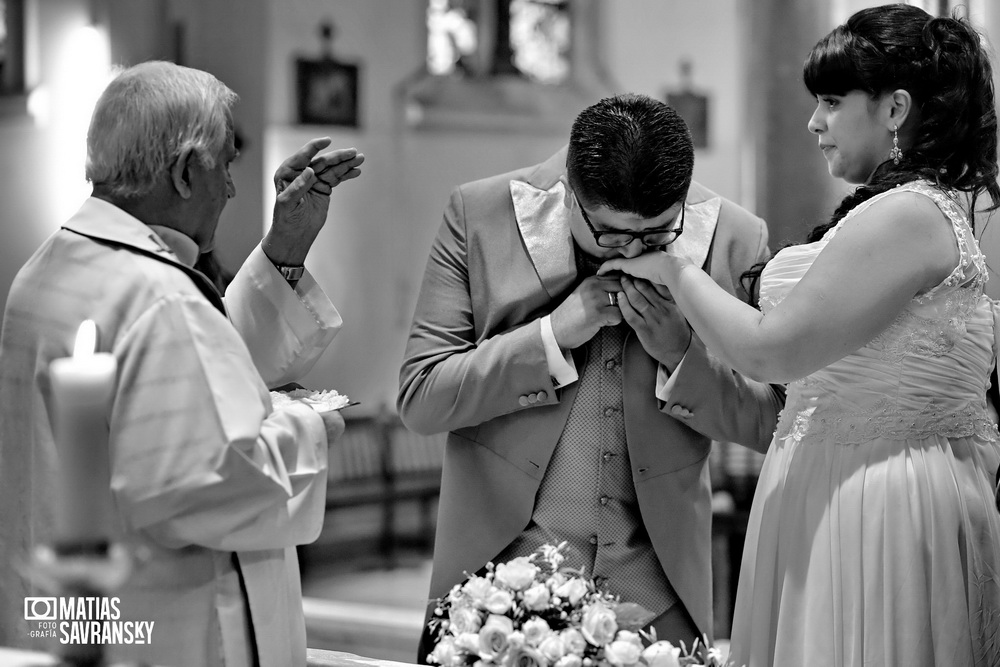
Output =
[
  {"x1": 666, "y1": 90, "x2": 709, "y2": 149},
  {"x1": 296, "y1": 58, "x2": 360, "y2": 127}
]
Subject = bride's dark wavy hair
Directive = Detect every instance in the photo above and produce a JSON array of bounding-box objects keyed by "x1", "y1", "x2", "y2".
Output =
[{"x1": 742, "y1": 4, "x2": 999, "y2": 299}]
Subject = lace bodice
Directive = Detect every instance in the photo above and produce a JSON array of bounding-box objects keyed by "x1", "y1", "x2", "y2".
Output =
[{"x1": 760, "y1": 181, "x2": 999, "y2": 446}]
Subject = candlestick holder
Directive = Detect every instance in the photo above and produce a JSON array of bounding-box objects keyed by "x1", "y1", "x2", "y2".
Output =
[{"x1": 26, "y1": 542, "x2": 133, "y2": 667}]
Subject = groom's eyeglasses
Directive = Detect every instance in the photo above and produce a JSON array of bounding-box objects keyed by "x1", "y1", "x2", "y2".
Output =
[{"x1": 576, "y1": 195, "x2": 685, "y2": 249}]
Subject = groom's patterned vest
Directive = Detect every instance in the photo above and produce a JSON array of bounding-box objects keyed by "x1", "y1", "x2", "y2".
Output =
[{"x1": 494, "y1": 249, "x2": 677, "y2": 621}]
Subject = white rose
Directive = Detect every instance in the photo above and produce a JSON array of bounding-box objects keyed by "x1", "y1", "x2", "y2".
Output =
[
  {"x1": 555, "y1": 655, "x2": 582, "y2": 667},
  {"x1": 640, "y1": 641, "x2": 682, "y2": 667},
  {"x1": 604, "y1": 638, "x2": 643, "y2": 667},
  {"x1": 505, "y1": 644, "x2": 547, "y2": 667},
  {"x1": 478, "y1": 614, "x2": 514, "y2": 661},
  {"x1": 485, "y1": 587, "x2": 515, "y2": 614},
  {"x1": 522, "y1": 617, "x2": 552, "y2": 646},
  {"x1": 455, "y1": 632, "x2": 481, "y2": 653},
  {"x1": 538, "y1": 634, "x2": 565, "y2": 663},
  {"x1": 463, "y1": 576, "x2": 494, "y2": 607},
  {"x1": 580, "y1": 603, "x2": 617, "y2": 647},
  {"x1": 553, "y1": 578, "x2": 590, "y2": 606},
  {"x1": 494, "y1": 557, "x2": 540, "y2": 591},
  {"x1": 560, "y1": 628, "x2": 588, "y2": 656},
  {"x1": 523, "y1": 583, "x2": 551, "y2": 611},
  {"x1": 429, "y1": 636, "x2": 462, "y2": 666},
  {"x1": 450, "y1": 605, "x2": 484, "y2": 635}
]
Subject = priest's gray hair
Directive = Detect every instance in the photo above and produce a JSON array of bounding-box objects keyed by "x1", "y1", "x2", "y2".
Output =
[{"x1": 85, "y1": 60, "x2": 238, "y2": 199}]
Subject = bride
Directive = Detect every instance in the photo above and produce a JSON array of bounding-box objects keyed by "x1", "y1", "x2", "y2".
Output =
[{"x1": 600, "y1": 5, "x2": 1000, "y2": 666}]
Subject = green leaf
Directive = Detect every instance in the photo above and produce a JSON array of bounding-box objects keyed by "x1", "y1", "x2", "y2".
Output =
[{"x1": 611, "y1": 602, "x2": 654, "y2": 631}]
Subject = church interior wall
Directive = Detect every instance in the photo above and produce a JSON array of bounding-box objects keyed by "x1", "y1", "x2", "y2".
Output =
[{"x1": 0, "y1": 0, "x2": 998, "y2": 413}]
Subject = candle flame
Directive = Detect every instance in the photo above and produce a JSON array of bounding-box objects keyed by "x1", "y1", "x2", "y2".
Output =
[{"x1": 72, "y1": 320, "x2": 98, "y2": 358}]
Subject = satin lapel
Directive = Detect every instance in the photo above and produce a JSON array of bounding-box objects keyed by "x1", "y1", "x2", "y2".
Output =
[
  {"x1": 667, "y1": 197, "x2": 721, "y2": 269},
  {"x1": 510, "y1": 179, "x2": 578, "y2": 299}
]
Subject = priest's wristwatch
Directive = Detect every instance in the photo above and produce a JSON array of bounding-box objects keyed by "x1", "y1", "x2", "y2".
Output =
[{"x1": 274, "y1": 264, "x2": 305, "y2": 283}]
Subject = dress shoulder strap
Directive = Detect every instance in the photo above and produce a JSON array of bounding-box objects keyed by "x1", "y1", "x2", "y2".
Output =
[
  {"x1": 899, "y1": 181, "x2": 988, "y2": 297},
  {"x1": 842, "y1": 181, "x2": 987, "y2": 291}
]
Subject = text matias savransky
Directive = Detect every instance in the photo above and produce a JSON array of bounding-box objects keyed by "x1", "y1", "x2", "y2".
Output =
[{"x1": 24, "y1": 596, "x2": 154, "y2": 645}]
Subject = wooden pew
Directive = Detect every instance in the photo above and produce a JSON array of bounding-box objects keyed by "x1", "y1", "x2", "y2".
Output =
[{"x1": 321, "y1": 409, "x2": 445, "y2": 562}]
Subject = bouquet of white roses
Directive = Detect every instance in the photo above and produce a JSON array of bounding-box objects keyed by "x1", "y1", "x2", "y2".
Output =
[{"x1": 426, "y1": 542, "x2": 732, "y2": 667}]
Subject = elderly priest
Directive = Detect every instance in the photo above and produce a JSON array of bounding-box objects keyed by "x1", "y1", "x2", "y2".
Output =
[{"x1": 0, "y1": 61, "x2": 364, "y2": 667}]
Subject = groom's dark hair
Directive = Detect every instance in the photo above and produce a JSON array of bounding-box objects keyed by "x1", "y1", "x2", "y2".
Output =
[{"x1": 566, "y1": 93, "x2": 694, "y2": 219}]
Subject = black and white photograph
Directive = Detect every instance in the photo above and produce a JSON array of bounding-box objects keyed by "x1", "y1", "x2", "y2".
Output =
[{"x1": 0, "y1": 1, "x2": 998, "y2": 667}]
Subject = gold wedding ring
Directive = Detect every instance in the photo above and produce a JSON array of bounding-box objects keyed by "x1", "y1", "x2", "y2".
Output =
[{"x1": 608, "y1": 292, "x2": 618, "y2": 307}]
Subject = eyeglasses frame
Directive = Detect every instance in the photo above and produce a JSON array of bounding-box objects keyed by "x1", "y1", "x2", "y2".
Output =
[{"x1": 576, "y1": 195, "x2": 685, "y2": 249}]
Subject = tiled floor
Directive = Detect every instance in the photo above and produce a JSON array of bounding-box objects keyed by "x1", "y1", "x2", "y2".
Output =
[
  {"x1": 301, "y1": 551, "x2": 432, "y2": 663},
  {"x1": 302, "y1": 554, "x2": 432, "y2": 610},
  {"x1": 302, "y1": 550, "x2": 431, "y2": 610}
]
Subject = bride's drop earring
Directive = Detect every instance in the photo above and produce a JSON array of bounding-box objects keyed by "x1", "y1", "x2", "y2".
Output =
[{"x1": 889, "y1": 125, "x2": 903, "y2": 165}]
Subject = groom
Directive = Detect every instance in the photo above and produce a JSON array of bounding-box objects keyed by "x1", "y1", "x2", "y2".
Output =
[{"x1": 398, "y1": 94, "x2": 784, "y2": 659}]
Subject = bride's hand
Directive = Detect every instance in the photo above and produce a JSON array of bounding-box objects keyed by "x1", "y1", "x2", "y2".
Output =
[{"x1": 597, "y1": 250, "x2": 689, "y2": 286}]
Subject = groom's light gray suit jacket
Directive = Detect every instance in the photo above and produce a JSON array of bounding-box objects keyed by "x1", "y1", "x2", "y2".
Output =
[{"x1": 398, "y1": 148, "x2": 784, "y2": 637}]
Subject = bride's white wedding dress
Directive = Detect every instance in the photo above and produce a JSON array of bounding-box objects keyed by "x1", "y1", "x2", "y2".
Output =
[{"x1": 728, "y1": 181, "x2": 1000, "y2": 667}]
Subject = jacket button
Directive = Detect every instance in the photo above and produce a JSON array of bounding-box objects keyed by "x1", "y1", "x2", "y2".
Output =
[
  {"x1": 670, "y1": 404, "x2": 693, "y2": 418},
  {"x1": 519, "y1": 396, "x2": 529, "y2": 406},
  {"x1": 537, "y1": 390, "x2": 547, "y2": 401}
]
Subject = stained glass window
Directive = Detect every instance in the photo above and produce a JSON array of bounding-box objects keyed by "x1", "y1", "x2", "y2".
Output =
[
  {"x1": 427, "y1": 0, "x2": 570, "y2": 84},
  {"x1": 510, "y1": 0, "x2": 570, "y2": 83},
  {"x1": 426, "y1": 0, "x2": 480, "y2": 76},
  {"x1": 0, "y1": 1, "x2": 7, "y2": 82}
]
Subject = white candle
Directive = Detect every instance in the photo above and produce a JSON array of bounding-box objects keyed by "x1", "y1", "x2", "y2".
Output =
[{"x1": 48, "y1": 320, "x2": 117, "y2": 551}]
